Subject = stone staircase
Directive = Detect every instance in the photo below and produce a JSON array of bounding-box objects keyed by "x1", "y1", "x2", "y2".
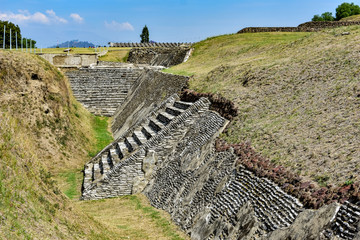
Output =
[
  {"x1": 66, "y1": 67, "x2": 143, "y2": 116},
  {"x1": 327, "y1": 201, "x2": 360, "y2": 239},
  {"x1": 82, "y1": 94, "x2": 203, "y2": 192}
]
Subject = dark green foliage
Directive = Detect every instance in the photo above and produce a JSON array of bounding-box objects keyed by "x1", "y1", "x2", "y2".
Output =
[
  {"x1": 0, "y1": 20, "x2": 22, "y2": 48},
  {"x1": 312, "y1": 12, "x2": 335, "y2": 21},
  {"x1": 22, "y1": 38, "x2": 37, "y2": 49},
  {"x1": 336, "y1": 2, "x2": 360, "y2": 20},
  {"x1": 140, "y1": 25, "x2": 149, "y2": 43},
  {"x1": 0, "y1": 20, "x2": 36, "y2": 49},
  {"x1": 322, "y1": 12, "x2": 335, "y2": 21},
  {"x1": 312, "y1": 15, "x2": 323, "y2": 21}
]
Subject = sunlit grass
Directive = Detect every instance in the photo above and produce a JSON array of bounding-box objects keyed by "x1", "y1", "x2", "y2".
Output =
[
  {"x1": 76, "y1": 194, "x2": 189, "y2": 240},
  {"x1": 98, "y1": 49, "x2": 131, "y2": 62},
  {"x1": 88, "y1": 116, "x2": 113, "y2": 157}
]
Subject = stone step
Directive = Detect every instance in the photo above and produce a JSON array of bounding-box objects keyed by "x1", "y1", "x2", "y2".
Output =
[
  {"x1": 165, "y1": 106, "x2": 185, "y2": 117},
  {"x1": 83, "y1": 163, "x2": 93, "y2": 188},
  {"x1": 92, "y1": 163, "x2": 101, "y2": 181},
  {"x1": 173, "y1": 101, "x2": 193, "y2": 110},
  {"x1": 100, "y1": 154, "x2": 112, "y2": 174},
  {"x1": 149, "y1": 118, "x2": 164, "y2": 133},
  {"x1": 156, "y1": 111, "x2": 175, "y2": 125},
  {"x1": 116, "y1": 142, "x2": 128, "y2": 159},
  {"x1": 109, "y1": 147, "x2": 121, "y2": 165},
  {"x1": 132, "y1": 131, "x2": 147, "y2": 146},
  {"x1": 124, "y1": 137, "x2": 138, "y2": 152},
  {"x1": 141, "y1": 125, "x2": 157, "y2": 140}
]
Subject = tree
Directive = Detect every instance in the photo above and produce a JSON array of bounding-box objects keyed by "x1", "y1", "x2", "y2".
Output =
[
  {"x1": 336, "y1": 2, "x2": 360, "y2": 20},
  {"x1": 321, "y1": 12, "x2": 335, "y2": 21},
  {"x1": 312, "y1": 12, "x2": 335, "y2": 21},
  {"x1": 312, "y1": 14, "x2": 324, "y2": 21},
  {"x1": 140, "y1": 25, "x2": 149, "y2": 43},
  {"x1": 0, "y1": 20, "x2": 22, "y2": 49},
  {"x1": 22, "y1": 38, "x2": 37, "y2": 49}
]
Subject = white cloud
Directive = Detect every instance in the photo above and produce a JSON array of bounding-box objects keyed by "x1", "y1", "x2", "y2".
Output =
[
  {"x1": 45, "y1": 9, "x2": 67, "y2": 23},
  {"x1": 104, "y1": 21, "x2": 134, "y2": 31},
  {"x1": 70, "y1": 13, "x2": 84, "y2": 23},
  {"x1": 0, "y1": 9, "x2": 67, "y2": 24},
  {"x1": 0, "y1": 10, "x2": 49, "y2": 24}
]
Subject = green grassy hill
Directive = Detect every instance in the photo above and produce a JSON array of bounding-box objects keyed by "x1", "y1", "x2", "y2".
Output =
[
  {"x1": 340, "y1": 14, "x2": 360, "y2": 21},
  {"x1": 167, "y1": 26, "x2": 360, "y2": 187}
]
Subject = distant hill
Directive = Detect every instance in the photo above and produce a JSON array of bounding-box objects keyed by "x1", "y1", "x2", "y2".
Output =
[{"x1": 49, "y1": 40, "x2": 95, "y2": 48}]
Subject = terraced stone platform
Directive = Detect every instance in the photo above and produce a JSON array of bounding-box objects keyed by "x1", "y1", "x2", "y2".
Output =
[
  {"x1": 81, "y1": 94, "x2": 206, "y2": 198},
  {"x1": 77, "y1": 70, "x2": 360, "y2": 239},
  {"x1": 81, "y1": 92, "x2": 360, "y2": 239},
  {"x1": 66, "y1": 67, "x2": 144, "y2": 116}
]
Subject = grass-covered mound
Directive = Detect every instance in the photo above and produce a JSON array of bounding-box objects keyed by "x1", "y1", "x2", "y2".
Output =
[
  {"x1": 0, "y1": 50, "x2": 187, "y2": 239},
  {"x1": 339, "y1": 14, "x2": 360, "y2": 21},
  {"x1": 0, "y1": 50, "x2": 117, "y2": 239},
  {"x1": 167, "y1": 26, "x2": 360, "y2": 187}
]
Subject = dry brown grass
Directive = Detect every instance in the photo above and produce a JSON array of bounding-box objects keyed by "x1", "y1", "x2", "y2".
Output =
[
  {"x1": 0, "y1": 50, "x2": 190, "y2": 239},
  {"x1": 168, "y1": 26, "x2": 360, "y2": 187},
  {"x1": 0, "y1": 50, "x2": 118, "y2": 239},
  {"x1": 339, "y1": 14, "x2": 360, "y2": 21}
]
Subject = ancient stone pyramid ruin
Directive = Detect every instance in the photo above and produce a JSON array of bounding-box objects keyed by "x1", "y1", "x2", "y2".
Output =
[{"x1": 67, "y1": 61, "x2": 360, "y2": 239}]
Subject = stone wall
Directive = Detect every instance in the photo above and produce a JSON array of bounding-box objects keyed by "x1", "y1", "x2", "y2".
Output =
[
  {"x1": 81, "y1": 96, "x2": 214, "y2": 199},
  {"x1": 237, "y1": 21, "x2": 360, "y2": 34},
  {"x1": 238, "y1": 27, "x2": 300, "y2": 33},
  {"x1": 127, "y1": 47, "x2": 191, "y2": 67},
  {"x1": 37, "y1": 53, "x2": 97, "y2": 67},
  {"x1": 111, "y1": 69, "x2": 188, "y2": 139},
  {"x1": 180, "y1": 89, "x2": 238, "y2": 121},
  {"x1": 109, "y1": 42, "x2": 192, "y2": 48},
  {"x1": 66, "y1": 67, "x2": 143, "y2": 116},
  {"x1": 81, "y1": 92, "x2": 357, "y2": 239}
]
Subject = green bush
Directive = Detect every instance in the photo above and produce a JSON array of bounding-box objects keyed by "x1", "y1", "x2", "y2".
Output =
[
  {"x1": 312, "y1": 12, "x2": 335, "y2": 21},
  {"x1": 336, "y1": 2, "x2": 360, "y2": 20}
]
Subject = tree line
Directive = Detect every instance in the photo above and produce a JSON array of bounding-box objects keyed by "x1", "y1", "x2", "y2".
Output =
[
  {"x1": 312, "y1": 2, "x2": 360, "y2": 21},
  {"x1": 0, "y1": 20, "x2": 36, "y2": 49}
]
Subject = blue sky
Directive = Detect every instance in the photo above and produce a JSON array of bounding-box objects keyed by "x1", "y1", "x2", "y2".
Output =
[{"x1": 0, "y1": 0, "x2": 352, "y2": 47}]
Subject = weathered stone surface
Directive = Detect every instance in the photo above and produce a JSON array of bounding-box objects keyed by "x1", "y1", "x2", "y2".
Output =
[
  {"x1": 78, "y1": 66, "x2": 360, "y2": 239},
  {"x1": 109, "y1": 42, "x2": 192, "y2": 48},
  {"x1": 111, "y1": 69, "x2": 188, "y2": 139},
  {"x1": 127, "y1": 47, "x2": 191, "y2": 67},
  {"x1": 66, "y1": 67, "x2": 143, "y2": 116},
  {"x1": 38, "y1": 53, "x2": 97, "y2": 67},
  {"x1": 265, "y1": 203, "x2": 339, "y2": 240},
  {"x1": 238, "y1": 21, "x2": 360, "y2": 34}
]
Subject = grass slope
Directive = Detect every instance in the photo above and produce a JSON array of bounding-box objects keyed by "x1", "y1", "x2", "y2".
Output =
[
  {"x1": 98, "y1": 49, "x2": 130, "y2": 62},
  {"x1": 0, "y1": 50, "x2": 117, "y2": 239},
  {"x1": 0, "y1": 50, "x2": 187, "y2": 239},
  {"x1": 340, "y1": 14, "x2": 360, "y2": 22},
  {"x1": 168, "y1": 27, "x2": 360, "y2": 187}
]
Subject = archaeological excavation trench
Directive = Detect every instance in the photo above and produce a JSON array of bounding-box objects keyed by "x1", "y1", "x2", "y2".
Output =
[{"x1": 65, "y1": 53, "x2": 360, "y2": 239}]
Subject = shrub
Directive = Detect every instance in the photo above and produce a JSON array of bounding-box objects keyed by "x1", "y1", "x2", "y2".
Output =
[
  {"x1": 312, "y1": 12, "x2": 335, "y2": 21},
  {"x1": 336, "y1": 2, "x2": 360, "y2": 20}
]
